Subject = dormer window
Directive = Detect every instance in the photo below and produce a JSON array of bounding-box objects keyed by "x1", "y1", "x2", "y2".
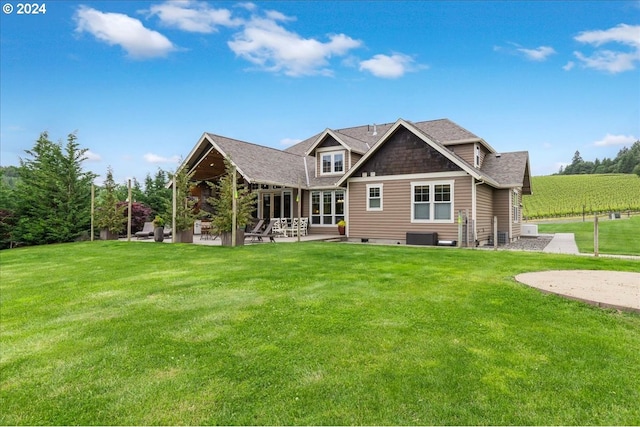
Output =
[
  {"x1": 321, "y1": 151, "x2": 344, "y2": 175},
  {"x1": 475, "y1": 145, "x2": 481, "y2": 168}
]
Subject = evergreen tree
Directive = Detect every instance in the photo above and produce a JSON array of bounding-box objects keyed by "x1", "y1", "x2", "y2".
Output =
[
  {"x1": 0, "y1": 169, "x2": 17, "y2": 249},
  {"x1": 172, "y1": 167, "x2": 199, "y2": 232},
  {"x1": 95, "y1": 166, "x2": 126, "y2": 234},
  {"x1": 115, "y1": 178, "x2": 144, "y2": 203},
  {"x1": 13, "y1": 132, "x2": 96, "y2": 245},
  {"x1": 207, "y1": 157, "x2": 257, "y2": 233},
  {"x1": 558, "y1": 142, "x2": 640, "y2": 176},
  {"x1": 142, "y1": 168, "x2": 171, "y2": 218}
]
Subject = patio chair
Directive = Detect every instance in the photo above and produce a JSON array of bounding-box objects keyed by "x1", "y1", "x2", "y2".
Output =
[
  {"x1": 300, "y1": 217, "x2": 308, "y2": 236},
  {"x1": 280, "y1": 218, "x2": 288, "y2": 236},
  {"x1": 245, "y1": 219, "x2": 278, "y2": 242},
  {"x1": 289, "y1": 217, "x2": 299, "y2": 237},
  {"x1": 247, "y1": 219, "x2": 265, "y2": 234},
  {"x1": 272, "y1": 218, "x2": 286, "y2": 237},
  {"x1": 135, "y1": 222, "x2": 154, "y2": 239}
]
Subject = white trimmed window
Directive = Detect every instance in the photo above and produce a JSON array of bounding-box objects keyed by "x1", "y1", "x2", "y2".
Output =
[
  {"x1": 320, "y1": 151, "x2": 345, "y2": 175},
  {"x1": 311, "y1": 190, "x2": 345, "y2": 225},
  {"x1": 512, "y1": 190, "x2": 519, "y2": 223},
  {"x1": 411, "y1": 181, "x2": 454, "y2": 223},
  {"x1": 367, "y1": 184, "x2": 383, "y2": 211}
]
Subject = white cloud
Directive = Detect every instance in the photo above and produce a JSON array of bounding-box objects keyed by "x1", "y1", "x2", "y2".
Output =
[
  {"x1": 227, "y1": 13, "x2": 362, "y2": 76},
  {"x1": 236, "y1": 2, "x2": 257, "y2": 12},
  {"x1": 517, "y1": 46, "x2": 556, "y2": 61},
  {"x1": 84, "y1": 150, "x2": 102, "y2": 161},
  {"x1": 359, "y1": 53, "x2": 423, "y2": 78},
  {"x1": 575, "y1": 23, "x2": 640, "y2": 48},
  {"x1": 573, "y1": 49, "x2": 640, "y2": 73},
  {"x1": 146, "y1": 0, "x2": 242, "y2": 33},
  {"x1": 144, "y1": 153, "x2": 181, "y2": 164},
  {"x1": 562, "y1": 61, "x2": 575, "y2": 71},
  {"x1": 280, "y1": 137, "x2": 301, "y2": 147},
  {"x1": 593, "y1": 133, "x2": 638, "y2": 147},
  {"x1": 75, "y1": 6, "x2": 175, "y2": 59},
  {"x1": 573, "y1": 24, "x2": 640, "y2": 73}
]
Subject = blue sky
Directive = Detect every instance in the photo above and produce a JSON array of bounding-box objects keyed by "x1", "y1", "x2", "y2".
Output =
[{"x1": 1, "y1": 1, "x2": 639, "y2": 185}]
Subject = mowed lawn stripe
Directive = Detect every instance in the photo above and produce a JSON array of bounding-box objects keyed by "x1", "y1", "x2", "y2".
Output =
[{"x1": 1, "y1": 242, "x2": 639, "y2": 425}]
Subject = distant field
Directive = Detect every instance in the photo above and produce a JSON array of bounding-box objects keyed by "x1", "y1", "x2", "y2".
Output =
[{"x1": 523, "y1": 174, "x2": 640, "y2": 219}]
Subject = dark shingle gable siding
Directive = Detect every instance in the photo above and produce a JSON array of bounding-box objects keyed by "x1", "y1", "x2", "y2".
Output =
[{"x1": 351, "y1": 127, "x2": 463, "y2": 177}]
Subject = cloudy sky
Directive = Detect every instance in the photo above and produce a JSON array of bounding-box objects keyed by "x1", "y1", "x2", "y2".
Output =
[{"x1": 1, "y1": 1, "x2": 639, "y2": 184}]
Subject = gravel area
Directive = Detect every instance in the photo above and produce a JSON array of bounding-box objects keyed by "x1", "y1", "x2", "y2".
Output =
[{"x1": 487, "y1": 234, "x2": 554, "y2": 251}]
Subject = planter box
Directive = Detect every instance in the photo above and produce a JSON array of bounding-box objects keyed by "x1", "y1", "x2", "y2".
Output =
[
  {"x1": 221, "y1": 229, "x2": 245, "y2": 246},
  {"x1": 100, "y1": 229, "x2": 119, "y2": 240},
  {"x1": 174, "y1": 229, "x2": 193, "y2": 243}
]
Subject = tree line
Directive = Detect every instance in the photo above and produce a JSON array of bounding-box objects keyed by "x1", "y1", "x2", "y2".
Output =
[
  {"x1": 558, "y1": 141, "x2": 640, "y2": 176},
  {"x1": 0, "y1": 132, "x2": 173, "y2": 249}
]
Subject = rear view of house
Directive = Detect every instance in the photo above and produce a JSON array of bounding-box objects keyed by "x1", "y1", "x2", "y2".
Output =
[{"x1": 179, "y1": 117, "x2": 532, "y2": 246}]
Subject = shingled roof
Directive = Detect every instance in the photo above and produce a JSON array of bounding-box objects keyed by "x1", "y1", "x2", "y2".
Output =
[
  {"x1": 481, "y1": 151, "x2": 532, "y2": 194},
  {"x1": 285, "y1": 118, "x2": 488, "y2": 156},
  {"x1": 208, "y1": 133, "x2": 308, "y2": 188},
  {"x1": 181, "y1": 118, "x2": 530, "y2": 193}
]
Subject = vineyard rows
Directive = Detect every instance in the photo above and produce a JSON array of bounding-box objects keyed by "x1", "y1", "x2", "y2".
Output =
[{"x1": 522, "y1": 174, "x2": 640, "y2": 219}]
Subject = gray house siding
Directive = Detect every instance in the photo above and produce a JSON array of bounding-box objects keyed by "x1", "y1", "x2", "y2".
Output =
[
  {"x1": 450, "y1": 143, "x2": 474, "y2": 166},
  {"x1": 347, "y1": 175, "x2": 472, "y2": 243},
  {"x1": 494, "y1": 189, "x2": 512, "y2": 240},
  {"x1": 475, "y1": 183, "x2": 494, "y2": 245}
]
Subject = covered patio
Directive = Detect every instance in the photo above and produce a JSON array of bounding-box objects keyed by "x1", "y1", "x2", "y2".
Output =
[{"x1": 183, "y1": 132, "x2": 311, "y2": 228}]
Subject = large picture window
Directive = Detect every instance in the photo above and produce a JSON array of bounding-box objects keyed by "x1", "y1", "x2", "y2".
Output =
[
  {"x1": 311, "y1": 190, "x2": 345, "y2": 225},
  {"x1": 320, "y1": 151, "x2": 345, "y2": 175},
  {"x1": 411, "y1": 181, "x2": 453, "y2": 223}
]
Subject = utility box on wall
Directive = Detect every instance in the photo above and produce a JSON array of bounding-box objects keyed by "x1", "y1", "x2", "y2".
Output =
[
  {"x1": 406, "y1": 232, "x2": 438, "y2": 246},
  {"x1": 521, "y1": 224, "x2": 538, "y2": 237}
]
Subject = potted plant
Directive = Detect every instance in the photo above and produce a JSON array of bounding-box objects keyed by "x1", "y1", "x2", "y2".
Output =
[
  {"x1": 152, "y1": 215, "x2": 165, "y2": 242},
  {"x1": 95, "y1": 166, "x2": 125, "y2": 240},
  {"x1": 172, "y1": 167, "x2": 198, "y2": 243},
  {"x1": 207, "y1": 157, "x2": 257, "y2": 247},
  {"x1": 337, "y1": 219, "x2": 346, "y2": 235}
]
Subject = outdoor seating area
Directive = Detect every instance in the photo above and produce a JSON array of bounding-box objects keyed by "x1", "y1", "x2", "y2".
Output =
[
  {"x1": 271, "y1": 217, "x2": 308, "y2": 237},
  {"x1": 200, "y1": 221, "x2": 215, "y2": 240},
  {"x1": 128, "y1": 217, "x2": 328, "y2": 245}
]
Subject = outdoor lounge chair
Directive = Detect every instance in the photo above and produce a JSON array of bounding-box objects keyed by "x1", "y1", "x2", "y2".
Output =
[
  {"x1": 135, "y1": 222, "x2": 154, "y2": 239},
  {"x1": 247, "y1": 219, "x2": 265, "y2": 234},
  {"x1": 244, "y1": 219, "x2": 277, "y2": 243}
]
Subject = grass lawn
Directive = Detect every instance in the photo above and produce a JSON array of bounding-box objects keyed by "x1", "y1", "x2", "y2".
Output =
[
  {"x1": 537, "y1": 214, "x2": 640, "y2": 256},
  {"x1": 1, "y1": 241, "x2": 639, "y2": 425}
]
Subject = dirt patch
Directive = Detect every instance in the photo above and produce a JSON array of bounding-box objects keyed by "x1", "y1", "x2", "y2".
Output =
[{"x1": 515, "y1": 270, "x2": 640, "y2": 313}]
